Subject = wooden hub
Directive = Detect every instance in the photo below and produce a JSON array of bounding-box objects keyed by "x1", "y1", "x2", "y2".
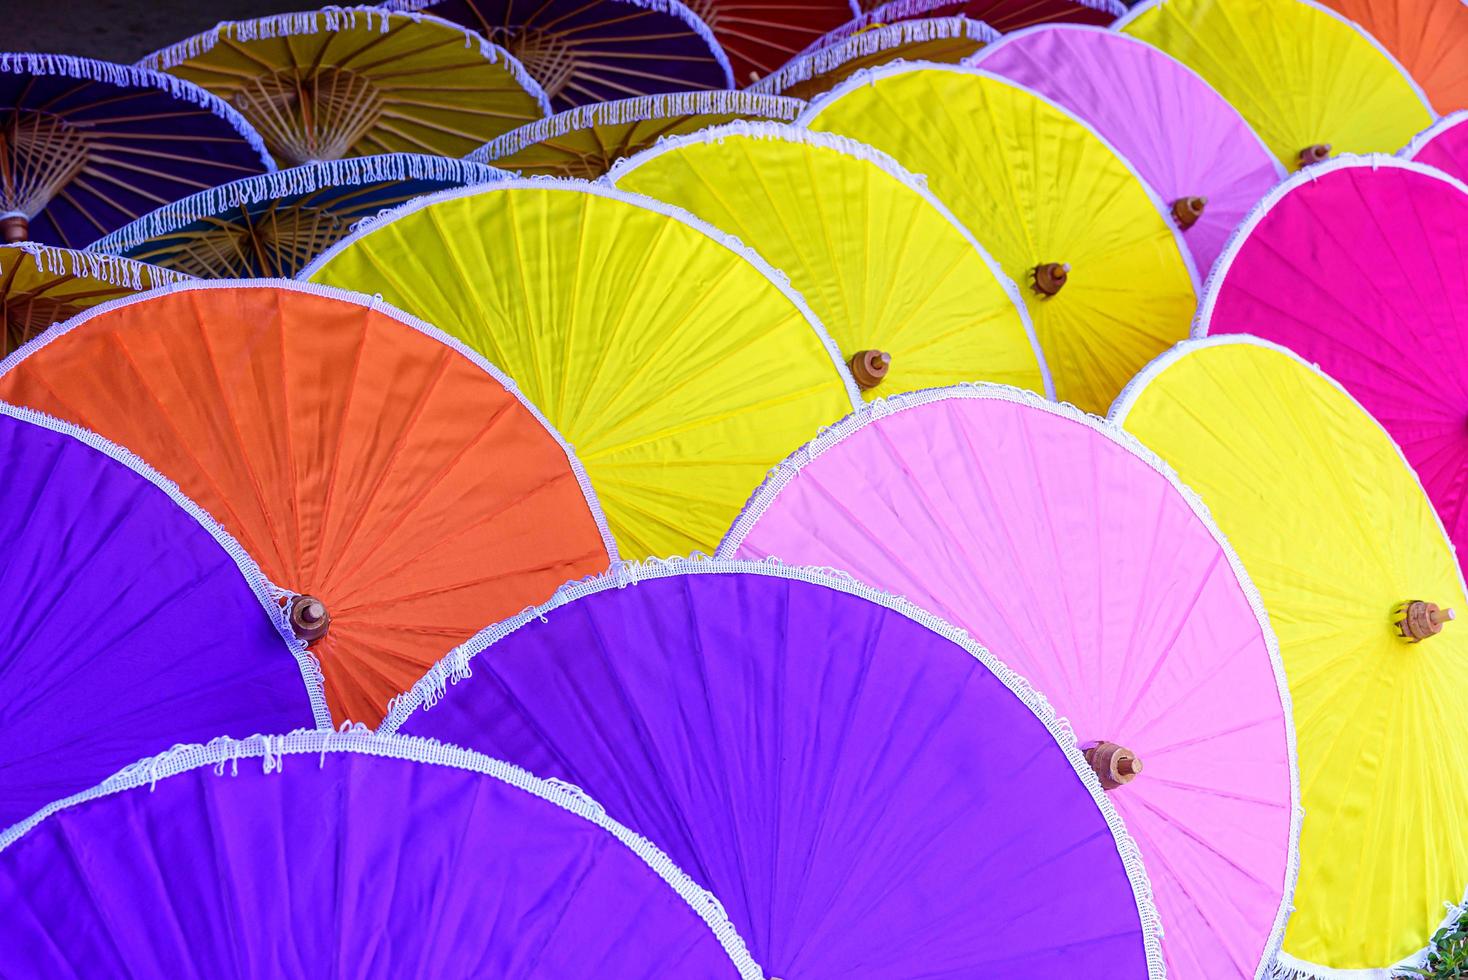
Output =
[
  {"x1": 1032, "y1": 262, "x2": 1069, "y2": 297},
  {"x1": 847, "y1": 349, "x2": 891, "y2": 390},
  {"x1": 0, "y1": 214, "x2": 28, "y2": 243},
  {"x1": 509, "y1": 28, "x2": 578, "y2": 101},
  {"x1": 1298, "y1": 143, "x2": 1331, "y2": 169},
  {"x1": 1171, "y1": 196, "x2": 1207, "y2": 230},
  {"x1": 1, "y1": 112, "x2": 91, "y2": 220},
  {"x1": 233, "y1": 67, "x2": 384, "y2": 165},
  {"x1": 1395, "y1": 599, "x2": 1454, "y2": 642},
  {"x1": 288, "y1": 594, "x2": 331, "y2": 643},
  {"x1": 1082, "y1": 741, "x2": 1142, "y2": 790}
]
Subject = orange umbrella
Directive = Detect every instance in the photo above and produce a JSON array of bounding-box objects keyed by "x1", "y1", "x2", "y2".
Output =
[
  {"x1": 1317, "y1": 0, "x2": 1467, "y2": 112},
  {"x1": 0, "y1": 281, "x2": 616, "y2": 725}
]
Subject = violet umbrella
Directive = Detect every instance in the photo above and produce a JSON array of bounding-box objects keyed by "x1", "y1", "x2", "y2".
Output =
[
  {"x1": 966, "y1": 24, "x2": 1285, "y2": 273},
  {"x1": 382, "y1": 0, "x2": 735, "y2": 109},
  {"x1": 0, "y1": 53, "x2": 273, "y2": 248},
  {"x1": 0, "y1": 729, "x2": 763, "y2": 978},
  {"x1": 717, "y1": 384, "x2": 1300, "y2": 978},
  {"x1": 1195, "y1": 156, "x2": 1468, "y2": 572},
  {"x1": 382, "y1": 558, "x2": 1166, "y2": 979},
  {"x1": 0, "y1": 403, "x2": 326, "y2": 830},
  {"x1": 1402, "y1": 110, "x2": 1468, "y2": 183}
]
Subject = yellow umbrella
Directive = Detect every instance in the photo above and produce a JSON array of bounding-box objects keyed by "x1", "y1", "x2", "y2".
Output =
[
  {"x1": 1115, "y1": 0, "x2": 1435, "y2": 170},
  {"x1": 801, "y1": 64, "x2": 1197, "y2": 414},
  {"x1": 302, "y1": 179, "x2": 862, "y2": 558},
  {"x1": 1, "y1": 243, "x2": 190, "y2": 356},
  {"x1": 1111, "y1": 335, "x2": 1468, "y2": 977},
  {"x1": 139, "y1": 6, "x2": 550, "y2": 166},
  {"x1": 470, "y1": 91, "x2": 804, "y2": 178},
  {"x1": 752, "y1": 17, "x2": 997, "y2": 100},
  {"x1": 609, "y1": 120, "x2": 1050, "y2": 399}
]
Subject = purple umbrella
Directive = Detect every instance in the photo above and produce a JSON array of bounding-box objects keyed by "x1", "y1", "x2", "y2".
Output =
[
  {"x1": 0, "y1": 403, "x2": 325, "y2": 830},
  {"x1": 966, "y1": 25, "x2": 1285, "y2": 273},
  {"x1": 383, "y1": 559, "x2": 1166, "y2": 978},
  {"x1": 0, "y1": 53, "x2": 272, "y2": 249},
  {"x1": 383, "y1": 0, "x2": 735, "y2": 109},
  {"x1": 0, "y1": 729, "x2": 763, "y2": 978}
]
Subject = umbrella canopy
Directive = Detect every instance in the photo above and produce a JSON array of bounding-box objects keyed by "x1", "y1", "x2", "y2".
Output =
[
  {"x1": 1195, "y1": 156, "x2": 1468, "y2": 578},
  {"x1": 0, "y1": 729, "x2": 763, "y2": 978},
  {"x1": 800, "y1": 64, "x2": 1198, "y2": 414},
  {"x1": 1316, "y1": 0, "x2": 1468, "y2": 113},
  {"x1": 750, "y1": 16, "x2": 997, "y2": 99},
  {"x1": 383, "y1": 559, "x2": 1166, "y2": 979},
  {"x1": 610, "y1": 121, "x2": 1048, "y2": 398},
  {"x1": 303, "y1": 179, "x2": 862, "y2": 558},
  {"x1": 1110, "y1": 336, "x2": 1468, "y2": 977},
  {"x1": 0, "y1": 281, "x2": 616, "y2": 726},
  {"x1": 139, "y1": 6, "x2": 550, "y2": 166},
  {"x1": 1115, "y1": 0, "x2": 1435, "y2": 172},
  {"x1": 1, "y1": 243, "x2": 190, "y2": 355},
  {"x1": 845, "y1": 0, "x2": 1123, "y2": 33},
  {"x1": 85, "y1": 154, "x2": 507, "y2": 278},
  {"x1": 967, "y1": 25, "x2": 1286, "y2": 274},
  {"x1": 679, "y1": 0, "x2": 857, "y2": 84},
  {"x1": 383, "y1": 0, "x2": 734, "y2": 109},
  {"x1": 469, "y1": 91, "x2": 804, "y2": 178},
  {"x1": 1402, "y1": 110, "x2": 1468, "y2": 183},
  {"x1": 0, "y1": 53, "x2": 272, "y2": 248},
  {"x1": 0, "y1": 403, "x2": 325, "y2": 831},
  {"x1": 718, "y1": 384, "x2": 1299, "y2": 978}
]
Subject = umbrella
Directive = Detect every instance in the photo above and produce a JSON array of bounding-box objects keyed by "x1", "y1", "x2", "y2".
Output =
[
  {"x1": 0, "y1": 281, "x2": 617, "y2": 726},
  {"x1": 800, "y1": 63, "x2": 1198, "y2": 414},
  {"x1": 750, "y1": 16, "x2": 998, "y2": 99},
  {"x1": 0, "y1": 729, "x2": 763, "y2": 978},
  {"x1": 609, "y1": 121, "x2": 1050, "y2": 398},
  {"x1": 679, "y1": 0, "x2": 857, "y2": 85},
  {"x1": 86, "y1": 154, "x2": 507, "y2": 278},
  {"x1": 1316, "y1": 0, "x2": 1468, "y2": 113},
  {"x1": 2, "y1": 242, "x2": 190, "y2": 355},
  {"x1": 139, "y1": 6, "x2": 550, "y2": 166},
  {"x1": 1115, "y1": 0, "x2": 1435, "y2": 171},
  {"x1": 0, "y1": 403, "x2": 326, "y2": 831},
  {"x1": 469, "y1": 91, "x2": 804, "y2": 178},
  {"x1": 1401, "y1": 110, "x2": 1468, "y2": 183},
  {"x1": 0, "y1": 53, "x2": 273, "y2": 248},
  {"x1": 303, "y1": 179, "x2": 862, "y2": 558},
  {"x1": 1110, "y1": 335, "x2": 1468, "y2": 977},
  {"x1": 1195, "y1": 156, "x2": 1468, "y2": 579},
  {"x1": 382, "y1": 558, "x2": 1166, "y2": 978},
  {"x1": 844, "y1": 0, "x2": 1123, "y2": 34},
  {"x1": 382, "y1": 0, "x2": 734, "y2": 109},
  {"x1": 966, "y1": 24, "x2": 1286, "y2": 274},
  {"x1": 718, "y1": 384, "x2": 1299, "y2": 978}
]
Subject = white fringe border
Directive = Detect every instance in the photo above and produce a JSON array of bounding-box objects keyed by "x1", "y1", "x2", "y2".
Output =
[
  {"x1": 1400, "y1": 110, "x2": 1468, "y2": 164},
  {"x1": 752, "y1": 16, "x2": 997, "y2": 95},
  {"x1": 3, "y1": 242, "x2": 193, "y2": 291},
  {"x1": 0, "y1": 726, "x2": 765, "y2": 979},
  {"x1": 800, "y1": 0, "x2": 1125, "y2": 58}
]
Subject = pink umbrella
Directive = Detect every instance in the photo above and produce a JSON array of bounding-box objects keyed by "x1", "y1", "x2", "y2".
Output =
[
  {"x1": 1401, "y1": 111, "x2": 1468, "y2": 183},
  {"x1": 1196, "y1": 155, "x2": 1468, "y2": 566},
  {"x1": 718, "y1": 384, "x2": 1300, "y2": 978},
  {"x1": 966, "y1": 24, "x2": 1284, "y2": 274}
]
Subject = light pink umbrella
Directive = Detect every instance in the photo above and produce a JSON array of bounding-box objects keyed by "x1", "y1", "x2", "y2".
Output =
[
  {"x1": 966, "y1": 24, "x2": 1284, "y2": 274},
  {"x1": 718, "y1": 383, "x2": 1300, "y2": 979},
  {"x1": 1196, "y1": 155, "x2": 1468, "y2": 569},
  {"x1": 1401, "y1": 110, "x2": 1468, "y2": 183}
]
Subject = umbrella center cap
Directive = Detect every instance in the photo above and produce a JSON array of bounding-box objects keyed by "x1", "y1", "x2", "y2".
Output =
[
  {"x1": 1, "y1": 112, "x2": 90, "y2": 218},
  {"x1": 1171, "y1": 196, "x2": 1207, "y2": 230},
  {"x1": 1082, "y1": 741, "x2": 1142, "y2": 790},
  {"x1": 847, "y1": 349, "x2": 891, "y2": 390},
  {"x1": 1395, "y1": 599, "x2": 1454, "y2": 642},
  {"x1": 234, "y1": 68, "x2": 384, "y2": 165},
  {"x1": 1298, "y1": 143, "x2": 1332, "y2": 169},
  {"x1": 507, "y1": 28, "x2": 578, "y2": 100},
  {"x1": 288, "y1": 594, "x2": 331, "y2": 643},
  {"x1": 1031, "y1": 262, "x2": 1069, "y2": 297}
]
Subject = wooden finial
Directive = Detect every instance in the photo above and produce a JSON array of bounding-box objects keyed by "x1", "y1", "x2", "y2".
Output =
[
  {"x1": 1082, "y1": 741, "x2": 1143, "y2": 790},
  {"x1": 288, "y1": 594, "x2": 331, "y2": 643},
  {"x1": 848, "y1": 349, "x2": 891, "y2": 390},
  {"x1": 1395, "y1": 599, "x2": 1455, "y2": 642},
  {"x1": 0, "y1": 214, "x2": 29, "y2": 243},
  {"x1": 1032, "y1": 262, "x2": 1070, "y2": 297},
  {"x1": 1298, "y1": 144, "x2": 1331, "y2": 169},
  {"x1": 1171, "y1": 196, "x2": 1207, "y2": 230}
]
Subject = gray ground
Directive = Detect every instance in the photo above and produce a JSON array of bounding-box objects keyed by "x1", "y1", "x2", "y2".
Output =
[{"x1": 7, "y1": 0, "x2": 309, "y2": 63}]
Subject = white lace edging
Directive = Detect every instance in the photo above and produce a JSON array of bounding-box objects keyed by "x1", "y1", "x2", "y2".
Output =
[
  {"x1": 0, "y1": 726, "x2": 765, "y2": 979},
  {"x1": 752, "y1": 16, "x2": 997, "y2": 96},
  {"x1": 0, "y1": 401, "x2": 330, "y2": 730},
  {"x1": 3, "y1": 242, "x2": 193, "y2": 290},
  {"x1": 1266, "y1": 888, "x2": 1466, "y2": 979}
]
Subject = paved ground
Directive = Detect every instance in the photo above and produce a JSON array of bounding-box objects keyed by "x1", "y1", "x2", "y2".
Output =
[{"x1": 9, "y1": 0, "x2": 307, "y2": 63}]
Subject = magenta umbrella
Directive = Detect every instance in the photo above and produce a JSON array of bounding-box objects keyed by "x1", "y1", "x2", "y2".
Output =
[
  {"x1": 718, "y1": 385, "x2": 1300, "y2": 979},
  {"x1": 966, "y1": 24, "x2": 1284, "y2": 274},
  {"x1": 1401, "y1": 111, "x2": 1468, "y2": 183},
  {"x1": 1196, "y1": 155, "x2": 1468, "y2": 566}
]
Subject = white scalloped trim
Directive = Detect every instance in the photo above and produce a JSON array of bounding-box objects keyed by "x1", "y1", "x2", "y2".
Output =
[
  {"x1": 1400, "y1": 110, "x2": 1468, "y2": 163},
  {"x1": 752, "y1": 16, "x2": 997, "y2": 95}
]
